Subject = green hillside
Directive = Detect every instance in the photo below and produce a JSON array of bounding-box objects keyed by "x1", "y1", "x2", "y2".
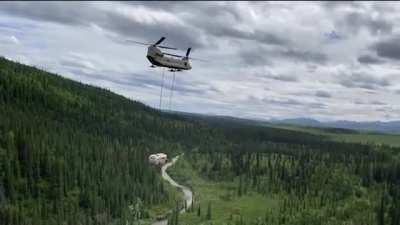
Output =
[{"x1": 0, "y1": 57, "x2": 223, "y2": 225}]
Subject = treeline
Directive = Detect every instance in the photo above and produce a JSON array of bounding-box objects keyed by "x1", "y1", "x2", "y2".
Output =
[{"x1": 0, "y1": 57, "x2": 225, "y2": 225}]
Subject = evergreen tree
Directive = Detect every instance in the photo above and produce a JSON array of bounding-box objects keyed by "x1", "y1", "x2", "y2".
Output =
[
  {"x1": 206, "y1": 202, "x2": 212, "y2": 220},
  {"x1": 377, "y1": 193, "x2": 386, "y2": 225},
  {"x1": 197, "y1": 204, "x2": 201, "y2": 217}
]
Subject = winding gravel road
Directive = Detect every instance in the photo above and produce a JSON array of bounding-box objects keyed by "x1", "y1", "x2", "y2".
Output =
[{"x1": 152, "y1": 155, "x2": 193, "y2": 225}]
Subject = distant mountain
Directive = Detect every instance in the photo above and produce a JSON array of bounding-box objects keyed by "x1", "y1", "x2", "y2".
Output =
[
  {"x1": 270, "y1": 117, "x2": 400, "y2": 134},
  {"x1": 329, "y1": 120, "x2": 400, "y2": 134},
  {"x1": 270, "y1": 117, "x2": 324, "y2": 127},
  {"x1": 171, "y1": 112, "x2": 400, "y2": 134},
  {"x1": 170, "y1": 110, "x2": 266, "y2": 127}
]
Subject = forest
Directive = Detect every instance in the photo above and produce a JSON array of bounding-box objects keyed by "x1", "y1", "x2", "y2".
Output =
[
  {"x1": 170, "y1": 114, "x2": 400, "y2": 225},
  {"x1": 1, "y1": 56, "x2": 400, "y2": 225},
  {"x1": 0, "y1": 57, "x2": 223, "y2": 225}
]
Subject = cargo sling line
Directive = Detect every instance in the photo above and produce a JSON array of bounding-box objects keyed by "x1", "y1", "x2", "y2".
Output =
[
  {"x1": 159, "y1": 69, "x2": 176, "y2": 111},
  {"x1": 168, "y1": 71, "x2": 176, "y2": 111},
  {"x1": 159, "y1": 68, "x2": 165, "y2": 110}
]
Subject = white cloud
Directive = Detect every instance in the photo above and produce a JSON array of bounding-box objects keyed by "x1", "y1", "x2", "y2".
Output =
[
  {"x1": 0, "y1": 35, "x2": 20, "y2": 45},
  {"x1": 9, "y1": 35, "x2": 19, "y2": 44}
]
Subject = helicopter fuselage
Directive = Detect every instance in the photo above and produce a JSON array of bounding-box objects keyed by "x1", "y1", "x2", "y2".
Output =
[{"x1": 146, "y1": 46, "x2": 191, "y2": 70}]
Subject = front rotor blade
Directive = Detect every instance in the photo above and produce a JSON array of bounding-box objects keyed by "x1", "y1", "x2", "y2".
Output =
[{"x1": 126, "y1": 40, "x2": 151, "y2": 45}]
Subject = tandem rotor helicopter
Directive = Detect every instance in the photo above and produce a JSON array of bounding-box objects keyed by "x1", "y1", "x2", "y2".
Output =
[
  {"x1": 127, "y1": 36, "x2": 205, "y2": 110},
  {"x1": 127, "y1": 36, "x2": 205, "y2": 72}
]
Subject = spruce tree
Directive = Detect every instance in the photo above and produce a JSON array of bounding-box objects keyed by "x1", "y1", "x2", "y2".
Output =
[
  {"x1": 197, "y1": 204, "x2": 201, "y2": 217},
  {"x1": 206, "y1": 202, "x2": 212, "y2": 220}
]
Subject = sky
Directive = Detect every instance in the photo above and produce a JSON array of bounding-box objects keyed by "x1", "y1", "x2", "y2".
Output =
[{"x1": 1, "y1": 1, "x2": 400, "y2": 122}]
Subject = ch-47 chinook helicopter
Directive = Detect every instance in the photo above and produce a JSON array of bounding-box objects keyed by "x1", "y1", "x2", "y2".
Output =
[
  {"x1": 127, "y1": 36, "x2": 205, "y2": 110},
  {"x1": 127, "y1": 37, "x2": 204, "y2": 72}
]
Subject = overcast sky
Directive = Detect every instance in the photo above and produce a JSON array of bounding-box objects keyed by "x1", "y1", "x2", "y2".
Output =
[{"x1": 1, "y1": 1, "x2": 400, "y2": 121}]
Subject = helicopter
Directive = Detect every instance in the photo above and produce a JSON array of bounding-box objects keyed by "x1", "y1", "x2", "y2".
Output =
[
  {"x1": 128, "y1": 37, "x2": 203, "y2": 72},
  {"x1": 126, "y1": 36, "x2": 205, "y2": 110}
]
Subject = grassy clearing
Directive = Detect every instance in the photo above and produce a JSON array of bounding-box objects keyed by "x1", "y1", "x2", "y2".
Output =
[
  {"x1": 331, "y1": 133, "x2": 400, "y2": 147},
  {"x1": 168, "y1": 155, "x2": 280, "y2": 225},
  {"x1": 265, "y1": 124, "x2": 324, "y2": 135}
]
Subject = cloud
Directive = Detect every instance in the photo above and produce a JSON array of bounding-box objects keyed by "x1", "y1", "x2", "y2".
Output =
[
  {"x1": 350, "y1": 12, "x2": 393, "y2": 35},
  {"x1": 315, "y1": 90, "x2": 331, "y2": 98},
  {"x1": 125, "y1": 1, "x2": 184, "y2": 11},
  {"x1": 1, "y1": 2, "x2": 399, "y2": 122},
  {"x1": 354, "y1": 99, "x2": 365, "y2": 105},
  {"x1": 239, "y1": 49, "x2": 273, "y2": 66},
  {"x1": 338, "y1": 72, "x2": 390, "y2": 90},
  {"x1": 334, "y1": 10, "x2": 393, "y2": 36},
  {"x1": 261, "y1": 97, "x2": 302, "y2": 106},
  {"x1": 9, "y1": 35, "x2": 20, "y2": 44},
  {"x1": 0, "y1": 2, "x2": 290, "y2": 50},
  {"x1": 0, "y1": 2, "x2": 96, "y2": 26},
  {"x1": 372, "y1": 36, "x2": 400, "y2": 60},
  {"x1": 102, "y1": 8, "x2": 205, "y2": 49},
  {"x1": 189, "y1": 19, "x2": 289, "y2": 47},
  {"x1": 280, "y1": 48, "x2": 328, "y2": 64},
  {"x1": 258, "y1": 96, "x2": 326, "y2": 110},
  {"x1": 253, "y1": 70, "x2": 298, "y2": 83},
  {"x1": 68, "y1": 69, "x2": 159, "y2": 90},
  {"x1": 0, "y1": 2, "x2": 205, "y2": 49},
  {"x1": 127, "y1": 1, "x2": 283, "y2": 50},
  {"x1": 269, "y1": 74, "x2": 298, "y2": 82},
  {"x1": 353, "y1": 99, "x2": 387, "y2": 106},
  {"x1": 60, "y1": 54, "x2": 96, "y2": 71},
  {"x1": 357, "y1": 54, "x2": 385, "y2": 64},
  {"x1": 321, "y1": 2, "x2": 364, "y2": 10},
  {"x1": 239, "y1": 46, "x2": 328, "y2": 67},
  {"x1": 370, "y1": 100, "x2": 387, "y2": 106},
  {"x1": 0, "y1": 35, "x2": 20, "y2": 45}
]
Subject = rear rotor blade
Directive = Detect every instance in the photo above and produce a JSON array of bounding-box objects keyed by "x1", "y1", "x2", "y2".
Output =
[
  {"x1": 155, "y1": 37, "x2": 166, "y2": 45},
  {"x1": 163, "y1": 52, "x2": 184, "y2": 57},
  {"x1": 188, "y1": 57, "x2": 208, "y2": 62},
  {"x1": 186, "y1": 48, "x2": 191, "y2": 57}
]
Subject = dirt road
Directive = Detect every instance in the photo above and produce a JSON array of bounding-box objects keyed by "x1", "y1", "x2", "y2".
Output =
[{"x1": 152, "y1": 155, "x2": 193, "y2": 225}]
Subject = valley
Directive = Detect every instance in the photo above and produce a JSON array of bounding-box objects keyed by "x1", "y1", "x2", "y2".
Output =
[{"x1": 1, "y1": 57, "x2": 400, "y2": 225}]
